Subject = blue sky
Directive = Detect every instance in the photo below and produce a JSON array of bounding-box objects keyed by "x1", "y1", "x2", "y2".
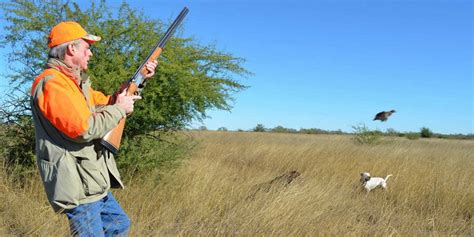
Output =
[{"x1": 1, "y1": 0, "x2": 472, "y2": 134}]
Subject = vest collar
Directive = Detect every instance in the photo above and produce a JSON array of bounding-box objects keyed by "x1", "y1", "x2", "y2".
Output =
[{"x1": 46, "y1": 58, "x2": 88, "y2": 86}]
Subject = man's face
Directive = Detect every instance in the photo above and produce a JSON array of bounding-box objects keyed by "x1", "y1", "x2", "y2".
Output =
[{"x1": 71, "y1": 39, "x2": 93, "y2": 71}]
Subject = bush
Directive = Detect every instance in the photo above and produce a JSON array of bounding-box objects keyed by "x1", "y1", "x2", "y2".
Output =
[
  {"x1": 299, "y1": 128, "x2": 327, "y2": 134},
  {"x1": 437, "y1": 134, "x2": 448, "y2": 139},
  {"x1": 0, "y1": 118, "x2": 193, "y2": 182},
  {"x1": 117, "y1": 132, "x2": 195, "y2": 179},
  {"x1": 420, "y1": 127, "x2": 433, "y2": 138},
  {"x1": 253, "y1": 124, "x2": 266, "y2": 132},
  {"x1": 271, "y1": 126, "x2": 297, "y2": 133},
  {"x1": 0, "y1": 118, "x2": 37, "y2": 182},
  {"x1": 385, "y1": 128, "x2": 399, "y2": 137},
  {"x1": 352, "y1": 124, "x2": 383, "y2": 145},
  {"x1": 405, "y1": 133, "x2": 420, "y2": 140}
]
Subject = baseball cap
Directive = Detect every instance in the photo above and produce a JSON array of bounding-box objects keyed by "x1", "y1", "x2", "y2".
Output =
[{"x1": 48, "y1": 21, "x2": 101, "y2": 48}]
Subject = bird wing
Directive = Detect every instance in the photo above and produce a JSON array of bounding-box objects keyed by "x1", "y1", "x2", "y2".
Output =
[{"x1": 374, "y1": 111, "x2": 384, "y2": 120}]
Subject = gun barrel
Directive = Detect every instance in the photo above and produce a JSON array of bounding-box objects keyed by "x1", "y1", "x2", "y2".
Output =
[
  {"x1": 157, "y1": 7, "x2": 189, "y2": 48},
  {"x1": 129, "y1": 7, "x2": 189, "y2": 82},
  {"x1": 101, "y1": 7, "x2": 189, "y2": 155}
]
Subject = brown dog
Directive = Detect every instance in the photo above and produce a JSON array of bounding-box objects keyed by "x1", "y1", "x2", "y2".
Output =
[{"x1": 246, "y1": 170, "x2": 301, "y2": 201}]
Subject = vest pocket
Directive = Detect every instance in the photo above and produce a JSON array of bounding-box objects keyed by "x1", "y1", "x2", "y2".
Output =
[
  {"x1": 37, "y1": 152, "x2": 86, "y2": 211},
  {"x1": 75, "y1": 157, "x2": 109, "y2": 196}
]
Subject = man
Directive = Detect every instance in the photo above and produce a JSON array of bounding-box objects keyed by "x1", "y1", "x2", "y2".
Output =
[{"x1": 30, "y1": 21, "x2": 157, "y2": 236}]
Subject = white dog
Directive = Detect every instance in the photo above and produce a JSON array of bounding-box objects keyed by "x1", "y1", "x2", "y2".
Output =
[{"x1": 360, "y1": 172, "x2": 392, "y2": 192}]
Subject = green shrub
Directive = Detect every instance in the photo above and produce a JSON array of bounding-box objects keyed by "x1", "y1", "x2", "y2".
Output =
[
  {"x1": 405, "y1": 133, "x2": 420, "y2": 140},
  {"x1": 271, "y1": 126, "x2": 297, "y2": 133},
  {"x1": 352, "y1": 124, "x2": 383, "y2": 145},
  {"x1": 117, "y1": 132, "x2": 195, "y2": 179},
  {"x1": 0, "y1": 118, "x2": 194, "y2": 182},
  {"x1": 253, "y1": 124, "x2": 266, "y2": 132},
  {"x1": 420, "y1": 127, "x2": 433, "y2": 138},
  {"x1": 0, "y1": 117, "x2": 37, "y2": 182},
  {"x1": 437, "y1": 134, "x2": 448, "y2": 139},
  {"x1": 385, "y1": 128, "x2": 399, "y2": 137}
]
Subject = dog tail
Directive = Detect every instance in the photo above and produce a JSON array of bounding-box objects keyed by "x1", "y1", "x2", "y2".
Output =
[{"x1": 384, "y1": 174, "x2": 393, "y2": 182}]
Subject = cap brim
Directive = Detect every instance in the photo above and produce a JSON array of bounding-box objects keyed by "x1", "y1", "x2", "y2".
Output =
[{"x1": 82, "y1": 34, "x2": 101, "y2": 44}]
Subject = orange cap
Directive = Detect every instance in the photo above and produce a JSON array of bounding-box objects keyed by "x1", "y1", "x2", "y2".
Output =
[{"x1": 48, "y1": 21, "x2": 101, "y2": 48}]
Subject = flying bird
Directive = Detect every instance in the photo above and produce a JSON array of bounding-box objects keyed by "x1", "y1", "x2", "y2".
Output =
[{"x1": 373, "y1": 110, "x2": 396, "y2": 122}]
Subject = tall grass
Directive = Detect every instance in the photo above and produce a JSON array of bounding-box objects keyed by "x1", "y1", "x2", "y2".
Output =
[{"x1": 1, "y1": 131, "x2": 473, "y2": 235}]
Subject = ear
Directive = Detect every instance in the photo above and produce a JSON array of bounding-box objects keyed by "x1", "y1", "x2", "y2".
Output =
[{"x1": 66, "y1": 43, "x2": 77, "y2": 55}]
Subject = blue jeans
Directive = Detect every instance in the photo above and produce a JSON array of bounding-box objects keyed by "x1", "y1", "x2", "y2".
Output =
[{"x1": 65, "y1": 192, "x2": 131, "y2": 237}]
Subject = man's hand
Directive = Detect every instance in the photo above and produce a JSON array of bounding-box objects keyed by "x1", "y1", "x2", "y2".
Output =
[
  {"x1": 115, "y1": 90, "x2": 142, "y2": 114},
  {"x1": 143, "y1": 60, "x2": 158, "y2": 79}
]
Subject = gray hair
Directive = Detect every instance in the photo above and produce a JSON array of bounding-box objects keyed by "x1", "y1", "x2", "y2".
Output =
[{"x1": 48, "y1": 39, "x2": 82, "y2": 60}]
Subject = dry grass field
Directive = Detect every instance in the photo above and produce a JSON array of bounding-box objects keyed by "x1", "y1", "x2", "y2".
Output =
[{"x1": 1, "y1": 131, "x2": 473, "y2": 236}]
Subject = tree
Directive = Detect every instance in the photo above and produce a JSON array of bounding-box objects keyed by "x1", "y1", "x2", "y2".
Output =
[
  {"x1": 420, "y1": 127, "x2": 433, "y2": 138},
  {"x1": 271, "y1": 125, "x2": 297, "y2": 133},
  {"x1": 253, "y1": 124, "x2": 265, "y2": 132},
  {"x1": 0, "y1": 0, "x2": 249, "y2": 170}
]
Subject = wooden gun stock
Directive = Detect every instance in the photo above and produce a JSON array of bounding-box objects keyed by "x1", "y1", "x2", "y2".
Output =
[{"x1": 100, "y1": 7, "x2": 189, "y2": 155}]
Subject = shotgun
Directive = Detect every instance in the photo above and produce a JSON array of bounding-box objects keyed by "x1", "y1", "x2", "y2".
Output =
[{"x1": 101, "y1": 7, "x2": 189, "y2": 155}]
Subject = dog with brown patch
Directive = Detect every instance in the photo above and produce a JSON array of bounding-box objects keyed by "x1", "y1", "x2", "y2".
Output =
[{"x1": 246, "y1": 170, "x2": 301, "y2": 201}]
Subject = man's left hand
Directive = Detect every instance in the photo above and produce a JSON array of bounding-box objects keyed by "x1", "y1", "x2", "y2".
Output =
[{"x1": 143, "y1": 60, "x2": 158, "y2": 78}]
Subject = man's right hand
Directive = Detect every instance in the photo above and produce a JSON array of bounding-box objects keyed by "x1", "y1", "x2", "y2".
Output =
[{"x1": 115, "y1": 90, "x2": 142, "y2": 114}]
